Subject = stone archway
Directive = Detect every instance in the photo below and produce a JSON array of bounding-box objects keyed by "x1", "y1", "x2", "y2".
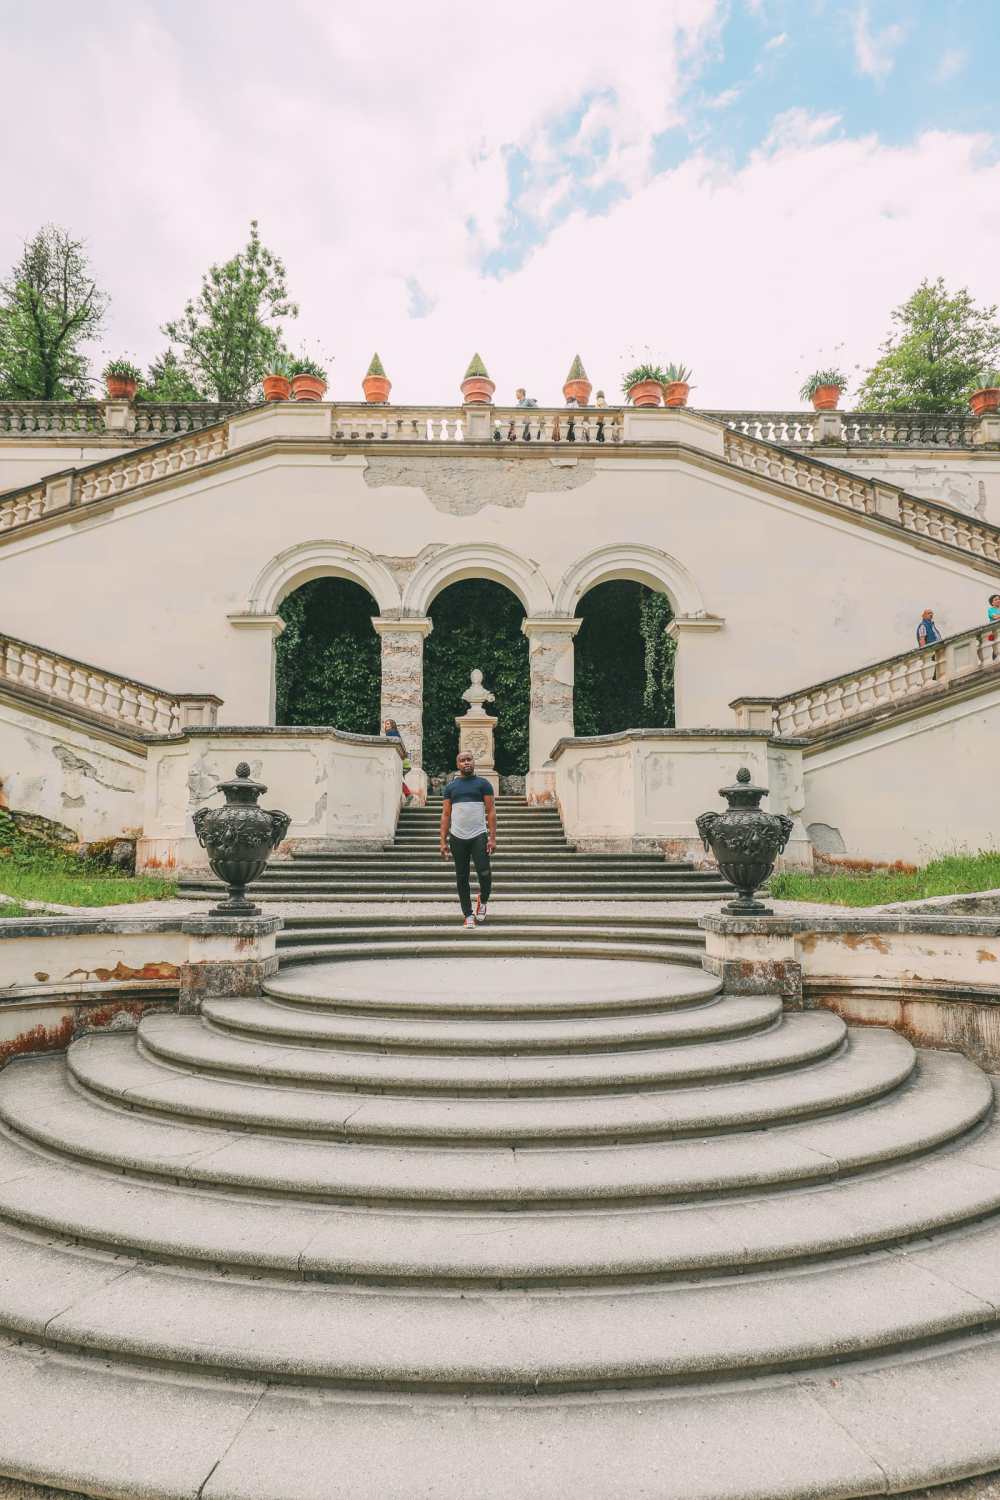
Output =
[
  {"x1": 402, "y1": 542, "x2": 554, "y2": 617},
  {"x1": 554, "y1": 543, "x2": 707, "y2": 619}
]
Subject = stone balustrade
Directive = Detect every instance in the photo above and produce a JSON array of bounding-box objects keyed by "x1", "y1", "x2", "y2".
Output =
[
  {"x1": 709, "y1": 409, "x2": 979, "y2": 448},
  {"x1": 732, "y1": 622, "x2": 1000, "y2": 739},
  {"x1": 0, "y1": 399, "x2": 241, "y2": 439},
  {"x1": 131, "y1": 403, "x2": 243, "y2": 437},
  {"x1": 0, "y1": 401, "x2": 107, "y2": 435},
  {"x1": 723, "y1": 428, "x2": 1000, "y2": 562},
  {"x1": 331, "y1": 404, "x2": 624, "y2": 444},
  {"x1": 0, "y1": 632, "x2": 221, "y2": 737}
]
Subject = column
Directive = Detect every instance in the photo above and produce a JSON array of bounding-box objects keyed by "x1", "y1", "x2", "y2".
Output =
[
  {"x1": 521, "y1": 617, "x2": 582, "y2": 805},
  {"x1": 372, "y1": 616, "x2": 432, "y2": 772},
  {"x1": 666, "y1": 615, "x2": 725, "y2": 726},
  {"x1": 226, "y1": 614, "x2": 286, "y2": 724}
]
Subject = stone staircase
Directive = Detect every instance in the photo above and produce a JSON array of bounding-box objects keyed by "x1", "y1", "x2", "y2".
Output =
[
  {"x1": 181, "y1": 794, "x2": 735, "y2": 903},
  {"x1": 2, "y1": 926, "x2": 1000, "y2": 1495}
]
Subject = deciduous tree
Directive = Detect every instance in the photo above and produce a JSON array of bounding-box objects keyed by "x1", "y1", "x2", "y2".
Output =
[
  {"x1": 163, "y1": 221, "x2": 298, "y2": 402},
  {"x1": 857, "y1": 278, "x2": 1000, "y2": 412},
  {"x1": 0, "y1": 225, "x2": 106, "y2": 399}
]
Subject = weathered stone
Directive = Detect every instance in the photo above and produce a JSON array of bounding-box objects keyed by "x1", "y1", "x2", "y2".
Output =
[{"x1": 364, "y1": 454, "x2": 595, "y2": 517}]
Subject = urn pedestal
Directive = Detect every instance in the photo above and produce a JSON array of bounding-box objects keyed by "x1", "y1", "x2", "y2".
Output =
[{"x1": 192, "y1": 763, "x2": 291, "y2": 916}]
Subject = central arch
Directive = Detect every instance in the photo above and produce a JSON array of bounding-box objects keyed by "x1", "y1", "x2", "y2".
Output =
[{"x1": 402, "y1": 543, "x2": 554, "y2": 618}]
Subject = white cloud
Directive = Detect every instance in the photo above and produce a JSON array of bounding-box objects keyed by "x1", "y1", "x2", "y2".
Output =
[
  {"x1": 851, "y1": 5, "x2": 905, "y2": 80},
  {"x1": 762, "y1": 108, "x2": 842, "y2": 152},
  {"x1": 707, "y1": 87, "x2": 742, "y2": 110},
  {"x1": 764, "y1": 32, "x2": 788, "y2": 50},
  {"x1": 936, "y1": 48, "x2": 966, "y2": 82}
]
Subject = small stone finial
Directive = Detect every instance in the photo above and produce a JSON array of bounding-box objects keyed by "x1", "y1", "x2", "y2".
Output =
[
  {"x1": 736, "y1": 767, "x2": 751, "y2": 783},
  {"x1": 235, "y1": 762, "x2": 251, "y2": 779}
]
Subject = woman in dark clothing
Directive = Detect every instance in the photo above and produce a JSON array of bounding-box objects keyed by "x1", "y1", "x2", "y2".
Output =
[{"x1": 383, "y1": 718, "x2": 412, "y2": 796}]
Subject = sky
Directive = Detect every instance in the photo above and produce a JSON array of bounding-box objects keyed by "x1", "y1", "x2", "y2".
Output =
[{"x1": 2, "y1": 0, "x2": 998, "y2": 408}]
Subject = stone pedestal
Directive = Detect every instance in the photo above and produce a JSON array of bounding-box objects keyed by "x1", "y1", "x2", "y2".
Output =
[
  {"x1": 522, "y1": 618, "x2": 581, "y2": 804},
  {"x1": 179, "y1": 914, "x2": 283, "y2": 1013},
  {"x1": 373, "y1": 616, "x2": 432, "y2": 769},
  {"x1": 455, "y1": 713, "x2": 499, "y2": 797}
]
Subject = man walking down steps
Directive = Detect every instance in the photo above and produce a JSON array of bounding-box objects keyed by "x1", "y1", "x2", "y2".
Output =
[{"x1": 439, "y1": 750, "x2": 496, "y2": 928}]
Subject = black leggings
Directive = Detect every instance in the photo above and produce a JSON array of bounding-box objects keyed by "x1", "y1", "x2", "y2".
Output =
[{"x1": 449, "y1": 832, "x2": 492, "y2": 916}]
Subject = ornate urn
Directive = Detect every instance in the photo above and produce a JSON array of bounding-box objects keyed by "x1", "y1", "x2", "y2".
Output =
[
  {"x1": 695, "y1": 767, "x2": 793, "y2": 916},
  {"x1": 192, "y1": 763, "x2": 290, "y2": 916}
]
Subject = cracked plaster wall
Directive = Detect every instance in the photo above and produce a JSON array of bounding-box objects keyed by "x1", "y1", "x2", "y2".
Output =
[
  {"x1": 378, "y1": 629, "x2": 426, "y2": 767},
  {"x1": 364, "y1": 455, "x2": 595, "y2": 517},
  {"x1": 0, "y1": 696, "x2": 144, "y2": 840},
  {"x1": 827, "y1": 454, "x2": 1000, "y2": 524},
  {"x1": 526, "y1": 627, "x2": 577, "y2": 768}
]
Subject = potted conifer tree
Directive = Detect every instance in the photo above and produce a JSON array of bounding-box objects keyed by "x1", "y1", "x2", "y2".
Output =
[
  {"x1": 460, "y1": 354, "x2": 496, "y2": 404},
  {"x1": 563, "y1": 355, "x2": 592, "y2": 406},
  {"x1": 363, "y1": 353, "x2": 391, "y2": 404}
]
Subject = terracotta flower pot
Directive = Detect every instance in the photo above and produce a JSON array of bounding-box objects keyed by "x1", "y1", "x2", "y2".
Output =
[
  {"x1": 563, "y1": 378, "x2": 592, "y2": 406},
  {"x1": 363, "y1": 375, "x2": 392, "y2": 404},
  {"x1": 291, "y1": 374, "x2": 327, "y2": 402},
  {"x1": 461, "y1": 376, "x2": 496, "y2": 405},
  {"x1": 969, "y1": 388, "x2": 1000, "y2": 417},
  {"x1": 105, "y1": 377, "x2": 137, "y2": 401},
  {"x1": 627, "y1": 380, "x2": 663, "y2": 408},
  {"x1": 262, "y1": 375, "x2": 291, "y2": 402},
  {"x1": 663, "y1": 381, "x2": 690, "y2": 408},
  {"x1": 810, "y1": 385, "x2": 843, "y2": 411}
]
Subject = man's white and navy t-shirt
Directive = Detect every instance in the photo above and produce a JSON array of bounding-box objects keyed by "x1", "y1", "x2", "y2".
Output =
[{"x1": 444, "y1": 775, "x2": 493, "y2": 839}]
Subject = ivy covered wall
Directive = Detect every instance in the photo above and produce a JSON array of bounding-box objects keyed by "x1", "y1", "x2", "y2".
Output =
[{"x1": 275, "y1": 576, "x2": 676, "y2": 773}]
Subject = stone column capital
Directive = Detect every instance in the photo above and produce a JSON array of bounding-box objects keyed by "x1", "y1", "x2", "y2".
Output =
[
  {"x1": 666, "y1": 613, "x2": 725, "y2": 640},
  {"x1": 521, "y1": 616, "x2": 583, "y2": 639},
  {"x1": 372, "y1": 615, "x2": 433, "y2": 639},
  {"x1": 227, "y1": 613, "x2": 286, "y2": 638}
]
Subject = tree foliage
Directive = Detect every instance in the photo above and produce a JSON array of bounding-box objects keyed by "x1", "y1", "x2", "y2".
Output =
[
  {"x1": 140, "y1": 349, "x2": 203, "y2": 404},
  {"x1": 274, "y1": 577, "x2": 676, "y2": 778},
  {"x1": 163, "y1": 221, "x2": 298, "y2": 402},
  {"x1": 857, "y1": 278, "x2": 1000, "y2": 413},
  {"x1": 0, "y1": 225, "x2": 106, "y2": 399}
]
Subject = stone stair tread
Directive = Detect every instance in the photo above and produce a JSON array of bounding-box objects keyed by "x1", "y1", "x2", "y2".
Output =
[
  {"x1": 13, "y1": 1330, "x2": 1000, "y2": 1500},
  {"x1": 1, "y1": 1219, "x2": 999, "y2": 1390},
  {"x1": 0, "y1": 1048, "x2": 982, "y2": 1202},
  {"x1": 200, "y1": 991, "x2": 778, "y2": 1052},
  {"x1": 65, "y1": 1027, "x2": 913, "y2": 1141},
  {"x1": 275, "y1": 922, "x2": 704, "y2": 946},
  {"x1": 276, "y1": 941, "x2": 706, "y2": 968},
  {"x1": 265, "y1": 956, "x2": 720, "y2": 1014},
  {"x1": 138, "y1": 1010, "x2": 843, "y2": 1093},
  {"x1": 0, "y1": 1102, "x2": 998, "y2": 1282}
]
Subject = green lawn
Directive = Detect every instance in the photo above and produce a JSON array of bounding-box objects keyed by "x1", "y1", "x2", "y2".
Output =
[
  {"x1": 0, "y1": 903, "x2": 34, "y2": 919},
  {"x1": 771, "y1": 851, "x2": 1000, "y2": 908},
  {"x1": 0, "y1": 816, "x2": 176, "y2": 908}
]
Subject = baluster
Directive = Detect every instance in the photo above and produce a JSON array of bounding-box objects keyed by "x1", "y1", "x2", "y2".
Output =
[
  {"x1": 120, "y1": 684, "x2": 140, "y2": 727},
  {"x1": 69, "y1": 666, "x2": 89, "y2": 706}
]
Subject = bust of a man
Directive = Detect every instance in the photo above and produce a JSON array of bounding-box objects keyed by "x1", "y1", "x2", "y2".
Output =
[{"x1": 461, "y1": 668, "x2": 495, "y2": 717}]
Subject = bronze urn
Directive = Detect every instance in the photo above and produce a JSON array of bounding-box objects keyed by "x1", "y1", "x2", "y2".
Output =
[
  {"x1": 192, "y1": 763, "x2": 290, "y2": 916},
  {"x1": 695, "y1": 767, "x2": 793, "y2": 916}
]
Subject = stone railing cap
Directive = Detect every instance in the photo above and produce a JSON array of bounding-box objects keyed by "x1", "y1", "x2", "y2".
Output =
[
  {"x1": 549, "y1": 726, "x2": 809, "y2": 760},
  {"x1": 143, "y1": 724, "x2": 406, "y2": 756},
  {"x1": 700, "y1": 912, "x2": 1000, "y2": 936},
  {"x1": 181, "y1": 915, "x2": 283, "y2": 936}
]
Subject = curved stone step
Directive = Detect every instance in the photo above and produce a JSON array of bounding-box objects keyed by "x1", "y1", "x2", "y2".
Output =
[
  {"x1": 201, "y1": 991, "x2": 780, "y2": 1053},
  {"x1": 266, "y1": 956, "x2": 720, "y2": 1015},
  {"x1": 0, "y1": 1094, "x2": 996, "y2": 1283},
  {"x1": 65, "y1": 1027, "x2": 912, "y2": 1142},
  {"x1": 1, "y1": 1218, "x2": 999, "y2": 1392},
  {"x1": 276, "y1": 941, "x2": 708, "y2": 970},
  {"x1": 136, "y1": 1011, "x2": 843, "y2": 1094},
  {"x1": 0, "y1": 1047, "x2": 982, "y2": 1203}
]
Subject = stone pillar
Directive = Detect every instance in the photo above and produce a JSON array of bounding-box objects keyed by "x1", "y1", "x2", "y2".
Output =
[
  {"x1": 372, "y1": 616, "x2": 432, "y2": 772},
  {"x1": 666, "y1": 615, "x2": 725, "y2": 727},
  {"x1": 179, "y1": 914, "x2": 283, "y2": 1014},
  {"x1": 521, "y1": 617, "x2": 582, "y2": 806},
  {"x1": 226, "y1": 614, "x2": 286, "y2": 724},
  {"x1": 455, "y1": 713, "x2": 499, "y2": 797}
]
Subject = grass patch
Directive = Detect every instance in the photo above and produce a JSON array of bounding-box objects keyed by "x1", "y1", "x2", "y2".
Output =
[
  {"x1": 0, "y1": 903, "x2": 35, "y2": 919},
  {"x1": 771, "y1": 851, "x2": 1000, "y2": 908},
  {"x1": 0, "y1": 811, "x2": 176, "y2": 908}
]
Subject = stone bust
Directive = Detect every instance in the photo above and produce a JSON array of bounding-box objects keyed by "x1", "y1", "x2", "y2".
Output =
[{"x1": 461, "y1": 668, "x2": 495, "y2": 717}]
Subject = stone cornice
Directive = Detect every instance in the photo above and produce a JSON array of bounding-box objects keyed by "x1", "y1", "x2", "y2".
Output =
[{"x1": 548, "y1": 726, "x2": 808, "y2": 760}]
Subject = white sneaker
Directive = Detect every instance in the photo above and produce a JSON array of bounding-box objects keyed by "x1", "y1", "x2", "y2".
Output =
[
  {"x1": 464, "y1": 915, "x2": 476, "y2": 929},
  {"x1": 475, "y1": 899, "x2": 487, "y2": 924}
]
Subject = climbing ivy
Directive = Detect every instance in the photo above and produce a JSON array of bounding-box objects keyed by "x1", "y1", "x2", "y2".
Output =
[
  {"x1": 423, "y1": 580, "x2": 530, "y2": 775},
  {"x1": 275, "y1": 579, "x2": 381, "y2": 730},
  {"x1": 274, "y1": 577, "x2": 676, "y2": 772}
]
